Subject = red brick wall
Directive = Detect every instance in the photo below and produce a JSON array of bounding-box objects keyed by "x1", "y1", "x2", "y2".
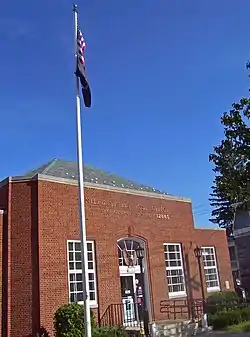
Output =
[
  {"x1": 0, "y1": 181, "x2": 11, "y2": 337},
  {"x1": 8, "y1": 181, "x2": 35, "y2": 337},
  {"x1": 0, "y1": 178, "x2": 233, "y2": 336},
  {"x1": 0, "y1": 209, "x2": 3, "y2": 335}
]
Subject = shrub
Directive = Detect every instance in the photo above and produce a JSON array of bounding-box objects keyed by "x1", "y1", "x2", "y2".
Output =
[
  {"x1": 93, "y1": 326, "x2": 128, "y2": 337},
  {"x1": 210, "y1": 313, "x2": 229, "y2": 330},
  {"x1": 54, "y1": 303, "x2": 96, "y2": 337},
  {"x1": 225, "y1": 309, "x2": 242, "y2": 325},
  {"x1": 206, "y1": 291, "x2": 239, "y2": 315},
  {"x1": 209, "y1": 308, "x2": 242, "y2": 330},
  {"x1": 241, "y1": 307, "x2": 250, "y2": 321},
  {"x1": 243, "y1": 322, "x2": 250, "y2": 332}
]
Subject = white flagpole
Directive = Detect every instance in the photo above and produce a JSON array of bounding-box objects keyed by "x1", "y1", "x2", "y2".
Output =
[{"x1": 73, "y1": 5, "x2": 92, "y2": 337}]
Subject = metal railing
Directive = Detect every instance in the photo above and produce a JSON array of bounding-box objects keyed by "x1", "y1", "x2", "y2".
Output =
[
  {"x1": 160, "y1": 299, "x2": 204, "y2": 321},
  {"x1": 100, "y1": 298, "x2": 250, "y2": 329},
  {"x1": 100, "y1": 302, "x2": 144, "y2": 328}
]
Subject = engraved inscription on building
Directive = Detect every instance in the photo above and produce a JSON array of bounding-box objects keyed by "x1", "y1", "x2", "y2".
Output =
[{"x1": 85, "y1": 198, "x2": 170, "y2": 219}]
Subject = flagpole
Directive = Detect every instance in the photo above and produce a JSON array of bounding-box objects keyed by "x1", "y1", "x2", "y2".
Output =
[{"x1": 73, "y1": 5, "x2": 92, "y2": 337}]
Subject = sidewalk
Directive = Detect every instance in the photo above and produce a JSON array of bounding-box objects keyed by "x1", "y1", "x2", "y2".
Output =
[{"x1": 209, "y1": 333, "x2": 250, "y2": 336}]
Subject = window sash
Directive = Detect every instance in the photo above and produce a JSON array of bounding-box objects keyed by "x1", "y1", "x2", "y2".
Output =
[
  {"x1": 164, "y1": 243, "x2": 186, "y2": 297},
  {"x1": 202, "y1": 246, "x2": 220, "y2": 292},
  {"x1": 67, "y1": 240, "x2": 97, "y2": 306}
]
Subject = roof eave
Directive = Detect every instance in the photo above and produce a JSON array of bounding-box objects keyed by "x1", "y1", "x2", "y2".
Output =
[{"x1": 6, "y1": 174, "x2": 191, "y2": 203}]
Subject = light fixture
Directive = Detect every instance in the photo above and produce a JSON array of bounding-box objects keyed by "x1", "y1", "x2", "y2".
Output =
[
  {"x1": 194, "y1": 245, "x2": 202, "y2": 258},
  {"x1": 135, "y1": 245, "x2": 144, "y2": 259}
]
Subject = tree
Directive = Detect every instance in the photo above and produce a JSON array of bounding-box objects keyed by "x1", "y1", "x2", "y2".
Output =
[{"x1": 209, "y1": 97, "x2": 250, "y2": 228}]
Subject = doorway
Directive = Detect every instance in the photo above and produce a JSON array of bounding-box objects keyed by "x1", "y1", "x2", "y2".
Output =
[
  {"x1": 120, "y1": 275, "x2": 138, "y2": 325},
  {"x1": 117, "y1": 238, "x2": 151, "y2": 325}
]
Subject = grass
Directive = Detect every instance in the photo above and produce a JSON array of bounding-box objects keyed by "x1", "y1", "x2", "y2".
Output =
[{"x1": 226, "y1": 321, "x2": 250, "y2": 333}]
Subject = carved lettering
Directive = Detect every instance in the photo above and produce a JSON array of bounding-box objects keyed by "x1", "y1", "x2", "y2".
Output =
[
  {"x1": 152, "y1": 205, "x2": 167, "y2": 213},
  {"x1": 136, "y1": 204, "x2": 148, "y2": 212},
  {"x1": 86, "y1": 198, "x2": 170, "y2": 220}
]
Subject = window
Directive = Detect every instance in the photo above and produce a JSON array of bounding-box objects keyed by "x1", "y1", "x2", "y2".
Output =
[
  {"x1": 164, "y1": 243, "x2": 186, "y2": 298},
  {"x1": 67, "y1": 240, "x2": 97, "y2": 306},
  {"x1": 202, "y1": 247, "x2": 220, "y2": 292}
]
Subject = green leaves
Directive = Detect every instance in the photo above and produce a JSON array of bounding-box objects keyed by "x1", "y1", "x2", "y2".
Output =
[
  {"x1": 53, "y1": 303, "x2": 128, "y2": 337},
  {"x1": 53, "y1": 303, "x2": 96, "y2": 337},
  {"x1": 209, "y1": 97, "x2": 250, "y2": 228}
]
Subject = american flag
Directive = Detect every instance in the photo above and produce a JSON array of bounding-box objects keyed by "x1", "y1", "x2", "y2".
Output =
[
  {"x1": 77, "y1": 28, "x2": 86, "y2": 66},
  {"x1": 75, "y1": 27, "x2": 91, "y2": 108}
]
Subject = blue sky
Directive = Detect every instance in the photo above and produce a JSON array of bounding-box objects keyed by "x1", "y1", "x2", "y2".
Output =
[{"x1": 0, "y1": 0, "x2": 250, "y2": 228}]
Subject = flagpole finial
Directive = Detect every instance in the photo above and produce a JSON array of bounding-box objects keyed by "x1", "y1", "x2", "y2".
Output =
[{"x1": 73, "y1": 4, "x2": 78, "y2": 13}]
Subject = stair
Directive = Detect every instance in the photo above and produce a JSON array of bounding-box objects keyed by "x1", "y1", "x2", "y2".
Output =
[{"x1": 152, "y1": 320, "x2": 211, "y2": 337}]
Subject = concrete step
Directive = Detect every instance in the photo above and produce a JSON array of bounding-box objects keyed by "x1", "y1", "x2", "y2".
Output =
[{"x1": 152, "y1": 320, "x2": 212, "y2": 337}]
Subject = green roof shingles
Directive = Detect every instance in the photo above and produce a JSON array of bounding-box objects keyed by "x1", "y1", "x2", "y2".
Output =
[{"x1": 23, "y1": 158, "x2": 169, "y2": 196}]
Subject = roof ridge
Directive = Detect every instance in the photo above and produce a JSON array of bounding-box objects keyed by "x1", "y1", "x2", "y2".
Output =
[{"x1": 42, "y1": 158, "x2": 58, "y2": 175}]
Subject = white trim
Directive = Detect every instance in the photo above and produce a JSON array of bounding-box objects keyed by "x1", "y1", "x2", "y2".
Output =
[
  {"x1": 201, "y1": 246, "x2": 220, "y2": 292},
  {"x1": 0, "y1": 210, "x2": 4, "y2": 215},
  {"x1": 119, "y1": 265, "x2": 141, "y2": 274},
  {"x1": 7, "y1": 174, "x2": 191, "y2": 203},
  {"x1": 117, "y1": 237, "x2": 152, "y2": 321},
  {"x1": 67, "y1": 239, "x2": 98, "y2": 307},
  {"x1": 163, "y1": 243, "x2": 187, "y2": 298}
]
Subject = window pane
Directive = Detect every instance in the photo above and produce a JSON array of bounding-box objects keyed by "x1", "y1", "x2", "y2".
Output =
[
  {"x1": 76, "y1": 273, "x2": 82, "y2": 281},
  {"x1": 87, "y1": 243, "x2": 92, "y2": 251},
  {"x1": 75, "y1": 242, "x2": 81, "y2": 251},
  {"x1": 90, "y1": 292, "x2": 95, "y2": 301},
  {"x1": 77, "y1": 292, "x2": 84, "y2": 302},
  {"x1": 89, "y1": 273, "x2": 94, "y2": 281},
  {"x1": 88, "y1": 252, "x2": 93, "y2": 261},
  {"x1": 77, "y1": 282, "x2": 83, "y2": 291},
  {"x1": 169, "y1": 260, "x2": 177, "y2": 267},
  {"x1": 70, "y1": 293, "x2": 77, "y2": 302},
  {"x1": 69, "y1": 252, "x2": 74, "y2": 261},
  {"x1": 75, "y1": 252, "x2": 82, "y2": 261},
  {"x1": 88, "y1": 262, "x2": 94, "y2": 270},
  {"x1": 168, "y1": 245, "x2": 175, "y2": 252},
  {"x1": 76, "y1": 262, "x2": 82, "y2": 270},
  {"x1": 69, "y1": 262, "x2": 74, "y2": 270},
  {"x1": 68, "y1": 242, "x2": 73, "y2": 251},
  {"x1": 89, "y1": 281, "x2": 95, "y2": 290}
]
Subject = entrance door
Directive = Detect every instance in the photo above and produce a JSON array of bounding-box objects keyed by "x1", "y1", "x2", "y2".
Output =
[{"x1": 120, "y1": 275, "x2": 138, "y2": 326}]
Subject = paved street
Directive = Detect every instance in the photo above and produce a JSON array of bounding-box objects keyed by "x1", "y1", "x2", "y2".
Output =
[{"x1": 208, "y1": 333, "x2": 250, "y2": 336}]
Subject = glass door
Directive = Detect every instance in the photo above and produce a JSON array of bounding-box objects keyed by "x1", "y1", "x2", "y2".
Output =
[{"x1": 120, "y1": 275, "x2": 137, "y2": 325}]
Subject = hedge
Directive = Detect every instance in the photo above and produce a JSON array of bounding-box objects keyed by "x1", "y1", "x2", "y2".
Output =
[
  {"x1": 206, "y1": 291, "x2": 239, "y2": 315},
  {"x1": 208, "y1": 307, "x2": 250, "y2": 330},
  {"x1": 54, "y1": 303, "x2": 128, "y2": 337}
]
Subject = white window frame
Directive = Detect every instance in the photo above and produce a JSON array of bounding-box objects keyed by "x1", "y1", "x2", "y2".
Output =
[
  {"x1": 67, "y1": 240, "x2": 98, "y2": 307},
  {"x1": 201, "y1": 246, "x2": 220, "y2": 293},
  {"x1": 163, "y1": 243, "x2": 186, "y2": 298}
]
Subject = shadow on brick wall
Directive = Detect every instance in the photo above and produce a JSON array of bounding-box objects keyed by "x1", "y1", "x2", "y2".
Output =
[{"x1": 183, "y1": 243, "x2": 201, "y2": 318}]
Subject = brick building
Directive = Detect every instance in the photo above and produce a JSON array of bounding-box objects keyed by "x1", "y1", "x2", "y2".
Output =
[{"x1": 0, "y1": 159, "x2": 233, "y2": 337}]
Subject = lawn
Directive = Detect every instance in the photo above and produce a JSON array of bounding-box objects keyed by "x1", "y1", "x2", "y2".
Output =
[{"x1": 226, "y1": 321, "x2": 250, "y2": 333}]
